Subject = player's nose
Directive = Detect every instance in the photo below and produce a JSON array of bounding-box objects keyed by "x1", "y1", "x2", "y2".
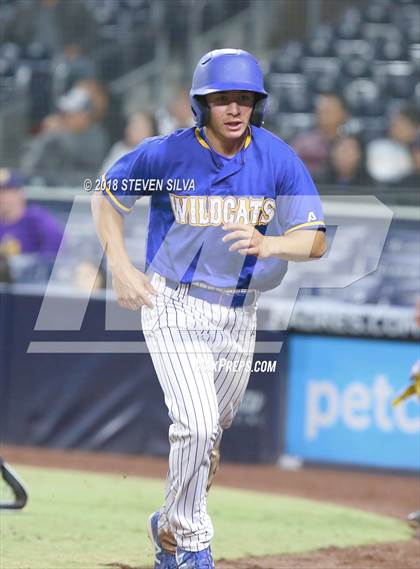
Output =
[{"x1": 227, "y1": 101, "x2": 240, "y2": 115}]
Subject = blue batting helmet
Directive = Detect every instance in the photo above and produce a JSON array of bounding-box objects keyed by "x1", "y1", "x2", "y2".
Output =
[{"x1": 190, "y1": 49, "x2": 268, "y2": 128}]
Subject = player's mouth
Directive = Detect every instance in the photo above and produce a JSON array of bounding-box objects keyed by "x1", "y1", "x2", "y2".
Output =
[{"x1": 224, "y1": 121, "x2": 243, "y2": 132}]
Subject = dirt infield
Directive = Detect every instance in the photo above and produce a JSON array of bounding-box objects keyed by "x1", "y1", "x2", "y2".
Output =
[{"x1": 1, "y1": 445, "x2": 419, "y2": 568}]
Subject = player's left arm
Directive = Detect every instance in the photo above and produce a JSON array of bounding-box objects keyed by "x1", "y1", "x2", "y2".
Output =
[
  {"x1": 224, "y1": 146, "x2": 328, "y2": 260},
  {"x1": 223, "y1": 225, "x2": 326, "y2": 260}
]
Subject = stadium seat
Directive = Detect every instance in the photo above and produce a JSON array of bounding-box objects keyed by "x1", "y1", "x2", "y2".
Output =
[
  {"x1": 408, "y1": 43, "x2": 420, "y2": 66},
  {"x1": 306, "y1": 25, "x2": 336, "y2": 58},
  {"x1": 267, "y1": 73, "x2": 312, "y2": 114},
  {"x1": 362, "y1": 22, "x2": 401, "y2": 43},
  {"x1": 393, "y1": 3, "x2": 420, "y2": 43},
  {"x1": 0, "y1": 58, "x2": 16, "y2": 103},
  {"x1": 269, "y1": 56, "x2": 301, "y2": 74},
  {"x1": 343, "y1": 78, "x2": 386, "y2": 117},
  {"x1": 0, "y1": 44, "x2": 21, "y2": 67},
  {"x1": 274, "y1": 112, "x2": 315, "y2": 141},
  {"x1": 92, "y1": 3, "x2": 119, "y2": 26},
  {"x1": 306, "y1": 36, "x2": 334, "y2": 58},
  {"x1": 335, "y1": 39, "x2": 374, "y2": 60},
  {"x1": 354, "y1": 116, "x2": 387, "y2": 143},
  {"x1": 342, "y1": 56, "x2": 372, "y2": 79},
  {"x1": 309, "y1": 72, "x2": 342, "y2": 95},
  {"x1": 302, "y1": 56, "x2": 343, "y2": 96},
  {"x1": 286, "y1": 89, "x2": 313, "y2": 113},
  {"x1": 384, "y1": 62, "x2": 417, "y2": 98},
  {"x1": 375, "y1": 39, "x2": 409, "y2": 62},
  {"x1": 266, "y1": 1, "x2": 419, "y2": 151},
  {"x1": 22, "y1": 43, "x2": 52, "y2": 62},
  {"x1": 302, "y1": 56, "x2": 341, "y2": 77},
  {"x1": 337, "y1": 7, "x2": 363, "y2": 40},
  {"x1": 0, "y1": 58, "x2": 15, "y2": 79},
  {"x1": 270, "y1": 41, "x2": 304, "y2": 74},
  {"x1": 364, "y1": 2, "x2": 392, "y2": 24},
  {"x1": 407, "y1": 22, "x2": 420, "y2": 44}
]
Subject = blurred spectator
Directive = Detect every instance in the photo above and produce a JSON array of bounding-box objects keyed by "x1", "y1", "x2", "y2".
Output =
[
  {"x1": 75, "y1": 78, "x2": 125, "y2": 146},
  {"x1": 100, "y1": 111, "x2": 158, "y2": 174},
  {"x1": 4, "y1": 0, "x2": 97, "y2": 75},
  {"x1": 367, "y1": 104, "x2": 420, "y2": 184},
  {"x1": 158, "y1": 86, "x2": 194, "y2": 135},
  {"x1": 3, "y1": 1, "x2": 98, "y2": 128},
  {"x1": 0, "y1": 169, "x2": 63, "y2": 257},
  {"x1": 22, "y1": 86, "x2": 109, "y2": 187},
  {"x1": 323, "y1": 134, "x2": 370, "y2": 187},
  {"x1": 75, "y1": 79, "x2": 109, "y2": 124},
  {"x1": 291, "y1": 93, "x2": 349, "y2": 180}
]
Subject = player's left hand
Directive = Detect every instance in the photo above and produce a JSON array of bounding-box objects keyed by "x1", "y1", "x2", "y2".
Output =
[{"x1": 222, "y1": 224, "x2": 272, "y2": 259}]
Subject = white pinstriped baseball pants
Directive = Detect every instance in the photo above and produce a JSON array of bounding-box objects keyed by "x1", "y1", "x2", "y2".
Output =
[{"x1": 141, "y1": 273, "x2": 257, "y2": 551}]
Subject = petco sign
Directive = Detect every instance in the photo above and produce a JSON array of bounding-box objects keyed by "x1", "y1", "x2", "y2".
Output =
[
  {"x1": 285, "y1": 335, "x2": 420, "y2": 470},
  {"x1": 306, "y1": 375, "x2": 419, "y2": 439}
]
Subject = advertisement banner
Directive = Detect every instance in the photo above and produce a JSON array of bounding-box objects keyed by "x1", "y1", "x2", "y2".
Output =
[
  {"x1": 0, "y1": 291, "x2": 284, "y2": 463},
  {"x1": 286, "y1": 335, "x2": 420, "y2": 470}
]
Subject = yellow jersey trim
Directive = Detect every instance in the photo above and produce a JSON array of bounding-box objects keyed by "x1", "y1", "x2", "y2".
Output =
[
  {"x1": 285, "y1": 220, "x2": 326, "y2": 234},
  {"x1": 102, "y1": 174, "x2": 132, "y2": 213},
  {"x1": 195, "y1": 128, "x2": 210, "y2": 149},
  {"x1": 194, "y1": 126, "x2": 252, "y2": 151},
  {"x1": 244, "y1": 126, "x2": 252, "y2": 148}
]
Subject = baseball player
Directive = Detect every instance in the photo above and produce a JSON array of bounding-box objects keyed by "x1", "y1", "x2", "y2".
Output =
[{"x1": 92, "y1": 49, "x2": 326, "y2": 569}]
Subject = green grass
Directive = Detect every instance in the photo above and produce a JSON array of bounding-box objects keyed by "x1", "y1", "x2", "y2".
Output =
[{"x1": 0, "y1": 465, "x2": 412, "y2": 569}]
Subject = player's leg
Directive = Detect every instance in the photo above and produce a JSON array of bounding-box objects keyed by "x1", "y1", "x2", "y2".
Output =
[
  {"x1": 142, "y1": 278, "x2": 219, "y2": 552},
  {"x1": 213, "y1": 305, "x2": 257, "y2": 436},
  {"x1": 192, "y1": 303, "x2": 256, "y2": 506},
  {"x1": 143, "y1": 324, "x2": 218, "y2": 551},
  {"x1": 191, "y1": 302, "x2": 256, "y2": 486}
]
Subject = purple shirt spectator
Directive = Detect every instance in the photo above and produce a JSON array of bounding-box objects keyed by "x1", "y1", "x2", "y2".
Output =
[
  {"x1": 0, "y1": 205, "x2": 63, "y2": 257},
  {"x1": 0, "y1": 168, "x2": 63, "y2": 258}
]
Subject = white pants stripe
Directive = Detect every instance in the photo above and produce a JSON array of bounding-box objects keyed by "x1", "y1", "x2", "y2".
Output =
[{"x1": 141, "y1": 273, "x2": 257, "y2": 551}]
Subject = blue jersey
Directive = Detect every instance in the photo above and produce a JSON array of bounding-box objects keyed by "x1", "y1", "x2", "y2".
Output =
[{"x1": 102, "y1": 126, "x2": 325, "y2": 291}]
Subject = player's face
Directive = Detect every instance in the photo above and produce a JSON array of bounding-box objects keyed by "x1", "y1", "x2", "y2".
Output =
[
  {"x1": 0, "y1": 188, "x2": 25, "y2": 222},
  {"x1": 206, "y1": 91, "x2": 254, "y2": 141},
  {"x1": 316, "y1": 95, "x2": 347, "y2": 133}
]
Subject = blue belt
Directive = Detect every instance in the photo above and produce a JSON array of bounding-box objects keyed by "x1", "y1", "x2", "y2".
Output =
[{"x1": 164, "y1": 278, "x2": 258, "y2": 308}]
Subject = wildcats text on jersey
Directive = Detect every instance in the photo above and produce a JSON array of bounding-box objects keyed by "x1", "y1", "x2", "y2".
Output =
[{"x1": 170, "y1": 194, "x2": 276, "y2": 226}]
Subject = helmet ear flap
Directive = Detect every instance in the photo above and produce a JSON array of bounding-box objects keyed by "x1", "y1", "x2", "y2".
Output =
[
  {"x1": 190, "y1": 95, "x2": 210, "y2": 127},
  {"x1": 251, "y1": 96, "x2": 267, "y2": 127}
]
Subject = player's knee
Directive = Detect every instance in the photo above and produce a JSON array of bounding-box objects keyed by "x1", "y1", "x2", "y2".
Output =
[{"x1": 189, "y1": 417, "x2": 219, "y2": 449}]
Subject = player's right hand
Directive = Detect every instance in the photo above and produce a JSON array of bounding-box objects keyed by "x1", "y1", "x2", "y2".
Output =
[{"x1": 111, "y1": 266, "x2": 157, "y2": 310}]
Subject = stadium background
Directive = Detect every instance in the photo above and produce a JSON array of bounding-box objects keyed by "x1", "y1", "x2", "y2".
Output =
[{"x1": 0, "y1": 1, "x2": 419, "y2": 568}]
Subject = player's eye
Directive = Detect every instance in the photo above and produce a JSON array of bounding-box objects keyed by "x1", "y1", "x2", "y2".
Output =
[{"x1": 239, "y1": 94, "x2": 253, "y2": 104}]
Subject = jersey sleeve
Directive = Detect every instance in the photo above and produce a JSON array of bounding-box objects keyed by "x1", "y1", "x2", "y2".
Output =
[
  {"x1": 276, "y1": 149, "x2": 326, "y2": 235},
  {"x1": 101, "y1": 143, "x2": 154, "y2": 215}
]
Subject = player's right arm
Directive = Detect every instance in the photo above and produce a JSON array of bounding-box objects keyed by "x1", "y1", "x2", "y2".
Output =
[
  {"x1": 91, "y1": 193, "x2": 157, "y2": 309},
  {"x1": 91, "y1": 146, "x2": 158, "y2": 310}
]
